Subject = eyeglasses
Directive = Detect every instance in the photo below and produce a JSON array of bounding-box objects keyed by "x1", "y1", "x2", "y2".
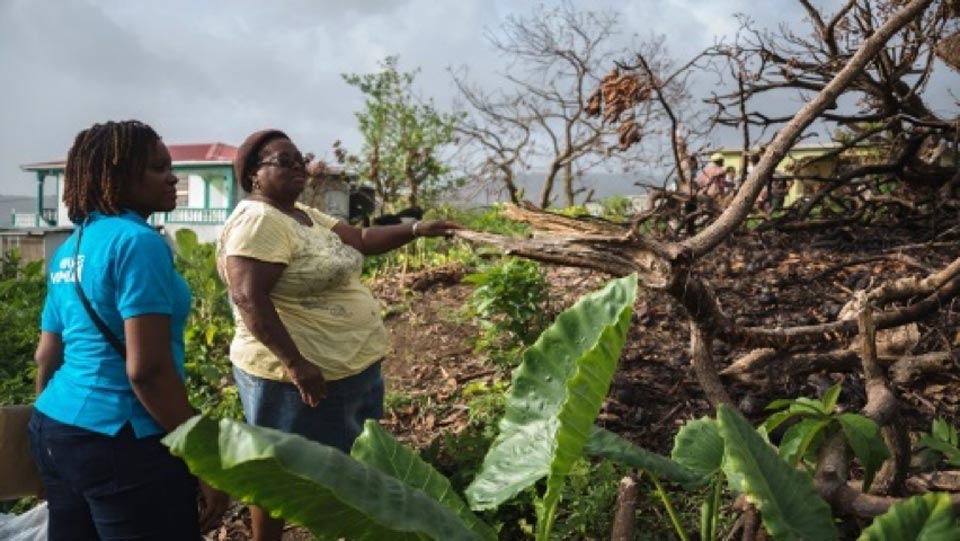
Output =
[{"x1": 258, "y1": 153, "x2": 307, "y2": 171}]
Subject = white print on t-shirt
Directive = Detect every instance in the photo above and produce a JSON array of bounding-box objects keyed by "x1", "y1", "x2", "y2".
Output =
[{"x1": 49, "y1": 255, "x2": 84, "y2": 284}]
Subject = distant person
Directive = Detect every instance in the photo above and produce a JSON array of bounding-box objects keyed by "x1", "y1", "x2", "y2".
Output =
[
  {"x1": 29, "y1": 120, "x2": 227, "y2": 541},
  {"x1": 216, "y1": 129, "x2": 461, "y2": 541},
  {"x1": 696, "y1": 153, "x2": 727, "y2": 197},
  {"x1": 724, "y1": 166, "x2": 737, "y2": 192},
  {"x1": 767, "y1": 172, "x2": 789, "y2": 212}
]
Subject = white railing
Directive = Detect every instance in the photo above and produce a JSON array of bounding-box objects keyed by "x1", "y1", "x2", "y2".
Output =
[
  {"x1": 9, "y1": 209, "x2": 58, "y2": 228},
  {"x1": 163, "y1": 208, "x2": 228, "y2": 224}
]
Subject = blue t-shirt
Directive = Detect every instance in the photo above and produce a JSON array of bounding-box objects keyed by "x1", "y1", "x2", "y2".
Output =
[{"x1": 35, "y1": 210, "x2": 191, "y2": 438}]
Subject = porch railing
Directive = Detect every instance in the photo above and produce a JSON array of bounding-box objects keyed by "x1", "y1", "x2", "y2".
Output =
[
  {"x1": 9, "y1": 209, "x2": 58, "y2": 228},
  {"x1": 162, "y1": 208, "x2": 229, "y2": 224}
]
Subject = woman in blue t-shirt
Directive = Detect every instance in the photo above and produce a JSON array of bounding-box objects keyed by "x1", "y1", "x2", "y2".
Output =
[{"x1": 28, "y1": 120, "x2": 227, "y2": 540}]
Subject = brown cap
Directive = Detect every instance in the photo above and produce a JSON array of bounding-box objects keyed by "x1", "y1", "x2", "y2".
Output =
[{"x1": 234, "y1": 129, "x2": 289, "y2": 192}]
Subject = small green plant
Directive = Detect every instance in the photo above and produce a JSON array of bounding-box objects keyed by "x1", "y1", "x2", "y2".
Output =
[
  {"x1": 600, "y1": 195, "x2": 633, "y2": 222},
  {"x1": 462, "y1": 257, "x2": 548, "y2": 365},
  {"x1": 761, "y1": 383, "x2": 889, "y2": 491},
  {"x1": 917, "y1": 418, "x2": 960, "y2": 467},
  {"x1": 552, "y1": 458, "x2": 628, "y2": 540}
]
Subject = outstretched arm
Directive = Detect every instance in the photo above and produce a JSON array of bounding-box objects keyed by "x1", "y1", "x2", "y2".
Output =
[{"x1": 332, "y1": 220, "x2": 461, "y2": 255}]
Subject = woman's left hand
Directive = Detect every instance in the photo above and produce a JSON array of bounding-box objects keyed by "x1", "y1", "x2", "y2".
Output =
[{"x1": 414, "y1": 220, "x2": 462, "y2": 238}]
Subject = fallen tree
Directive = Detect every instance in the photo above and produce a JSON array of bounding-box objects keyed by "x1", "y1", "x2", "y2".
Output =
[{"x1": 455, "y1": 0, "x2": 960, "y2": 533}]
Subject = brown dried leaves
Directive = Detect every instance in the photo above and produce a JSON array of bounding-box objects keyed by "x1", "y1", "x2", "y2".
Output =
[{"x1": 586, "y1": 68, "x2": 653, "y2": 150}]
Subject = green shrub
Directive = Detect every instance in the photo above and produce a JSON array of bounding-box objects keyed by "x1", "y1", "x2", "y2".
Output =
[
  {"x1": 173, "y1": 230, "x2": 242, "y2": 420},
  {"x1": 0, "y1": 250, "x2": 44, "y2": 407},
  {"x1": 462, "y1": 257, "x2": 548, "y2": 365},
  {"x1": 600, "y1": 195, "x2": 633, "y2": 222},
  {"x1": 428, "y1": 204, "x2": 530, "y2": 237}
]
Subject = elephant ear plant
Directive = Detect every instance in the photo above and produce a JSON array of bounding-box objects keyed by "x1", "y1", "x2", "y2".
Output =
[
  {"x1": 163, "y1": 416, "x2": 493, "y2": 541},
  {"x1": 163, "y1": 273, "x2": 638, "y2": 541},
  {"x1": 464, "y1": 273, "x2": 638, "y2": 539},
  {"x1": 163, "y1": 271, "x2": 960, "y2": 540}
]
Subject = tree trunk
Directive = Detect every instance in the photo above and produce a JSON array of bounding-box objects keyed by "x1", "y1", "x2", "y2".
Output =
[
  {"x1": 563, "y1": 161, "x2": 575, "y2": 207},
  {"x1": 609, "y1": 475, "x2": 637, "y2": 541},
  {"x1": 539, "y1": 162, "x2": 561, "y2": 208}
]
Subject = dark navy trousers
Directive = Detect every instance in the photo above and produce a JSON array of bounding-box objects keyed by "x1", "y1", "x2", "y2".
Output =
[{"x1": 28, "y1": 410, "x2": 200, "y2": 541}]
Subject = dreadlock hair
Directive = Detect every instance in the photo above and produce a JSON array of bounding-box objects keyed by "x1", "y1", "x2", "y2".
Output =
[{"x1": 62, "y1": 120, "x2": 161, "y2": 224}]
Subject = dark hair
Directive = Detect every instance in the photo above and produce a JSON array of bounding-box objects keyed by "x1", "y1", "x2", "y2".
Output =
[
  {"x1": 63, "y1": 120, "x2": 160, "y2": 223},
  {"x1": 234, "y1": 129, "x2": 290, "y2": 192}
]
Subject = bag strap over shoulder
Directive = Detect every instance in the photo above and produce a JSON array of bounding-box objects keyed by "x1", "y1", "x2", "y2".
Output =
[{"x1": 73, "y1": 223, "x2": 127, "y2": 358}]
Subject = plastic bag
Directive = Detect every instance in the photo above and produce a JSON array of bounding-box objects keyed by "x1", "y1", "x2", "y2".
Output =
[{"x1": 0, "y1": 501, "x2": 47, "y2": 541}]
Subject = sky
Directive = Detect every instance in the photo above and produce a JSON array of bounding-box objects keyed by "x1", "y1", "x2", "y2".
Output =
[{"x1": 0, "y1": 0, "x2": 954, "y2": 197}]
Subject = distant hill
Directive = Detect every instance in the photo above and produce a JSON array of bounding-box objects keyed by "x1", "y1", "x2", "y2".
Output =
[{"x1": 449, "y1": 171, "x2": 656, "y2": 207}]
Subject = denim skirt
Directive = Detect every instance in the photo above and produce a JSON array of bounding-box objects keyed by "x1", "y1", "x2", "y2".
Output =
[{"x1": 232, "y1": 360, "x2": 384, "y2": 453}]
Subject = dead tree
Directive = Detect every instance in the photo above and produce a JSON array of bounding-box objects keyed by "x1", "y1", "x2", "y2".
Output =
[
  {"x1": 457, "y1": 0, "x2": 958, "y2": 521},
  {"x1": 703, "y1": 0, "x2": 960, "y2": 228},
  {"x1": 452, "y1": 4, "x2": 681, "y2": 208}
]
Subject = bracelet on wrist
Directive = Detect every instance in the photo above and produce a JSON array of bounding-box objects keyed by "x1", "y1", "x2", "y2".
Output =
[{"x1": 412, "y1": 221, "x2": 422, "y2": 237}]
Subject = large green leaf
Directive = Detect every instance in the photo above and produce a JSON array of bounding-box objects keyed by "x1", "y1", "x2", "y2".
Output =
[
  {"x1": 718, "y1": 404, "x2": 838, "y2": 541},
  {"x1": 163, "y1": 416, "x2": 482, "y2": 541},
  {"x1": 837, "y1": 413, "x2": 889, "y2": 493},
  {"x1": 464, "y1": 274, "x2": 637, "y2": 520},
  {"x1": 931, "y1": 418, "x2": 958, "y2": 447},
  {"x1": 583, "y1": 426, "x2": 703, "y2": 488},
  {"x1": 351, "y1": 421, "x2": 497, "y2": 541},
  {"x1": 671, "y1": 417, "x2": 724, "y2": 483},
  {"x1": 778, "y1": 418, "x2": 832, "y2": 466},
  {"x1": 859, "y1": 493, "x2": 960, "y2": 541},
  {"x1": 820, "y1": 384, "x2": 842, "y2": 415},
  {"x1": 917, "y1": 436, "x2": 960, "y2": 466}
]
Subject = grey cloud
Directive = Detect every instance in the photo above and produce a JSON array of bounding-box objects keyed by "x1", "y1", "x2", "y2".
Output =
[{"x1": 2, "y1": 0, "x2": 956, "y2": 196}]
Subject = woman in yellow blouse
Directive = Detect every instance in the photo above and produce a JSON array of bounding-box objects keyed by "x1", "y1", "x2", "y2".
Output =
[{"x1": 216, "y1": 129, "x2": 458, "y2": 541}]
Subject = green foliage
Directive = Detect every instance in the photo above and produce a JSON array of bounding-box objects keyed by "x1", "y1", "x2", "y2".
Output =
[
  {"x1": 465, "y1": 274, "x2": 637, "y2": 541},
  {"x1": 343, "y1": 56, "x2": 462, "y2": 207},
  {"x1": 671, "y1": 417, "x2": 725, "y2": 484},
  {"x1": 762, "y1": 383, "x2": 888, "y2": 491},
  {"x1": 362, "y1": 236, "x2": 477, "y2": 279},
  {"x1": 164, "y1": 416, "x2": 486, "y2": 541},
  {"x1": 463, "y1": 257, "x2": 548, "y2": 364},
  {"x1": 351, "y1": 421, "x2": 498, "y2": 540},
  {"x1": 0, "y1": 250, "x2": 44, "y2": 406},
  {"x1": 360, "y1": 205, "x2": 529, "y2": 279},
  {"x1": 858, "y1": 492, "x2": 960, "y2": 541},
  {"x1": 584, "y1": 426, "x2": 704, "y2": 489},
  {"x1": 429, "y1": 205, "x2": 530, "y2": 237},
  {"x1": 917, "y1": 418, "x2": 960, "y2": 467},
  {"x1": 173, "y1": 230, "x2": 241, "y2": 419},
  {"x1": 600, "y1": 195, "x2": 634, "y2": 221},
  {"x1": 552, "y1": 458, "x2": 629, "y2": 540},
  {"x1": 718, "y1": 404, "x2": 839, "y2": 541},
  {"x1": 422, "y1": 381, "x2": 507, "y2": 490}
]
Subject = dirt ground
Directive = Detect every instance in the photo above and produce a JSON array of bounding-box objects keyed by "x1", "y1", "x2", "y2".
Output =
[
  {"x1": 209, "y1": 220, "x2": 960, "y2": 540},
  {"x1": 376, "y1": 223, "x2": 960, "y2": 455}
]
